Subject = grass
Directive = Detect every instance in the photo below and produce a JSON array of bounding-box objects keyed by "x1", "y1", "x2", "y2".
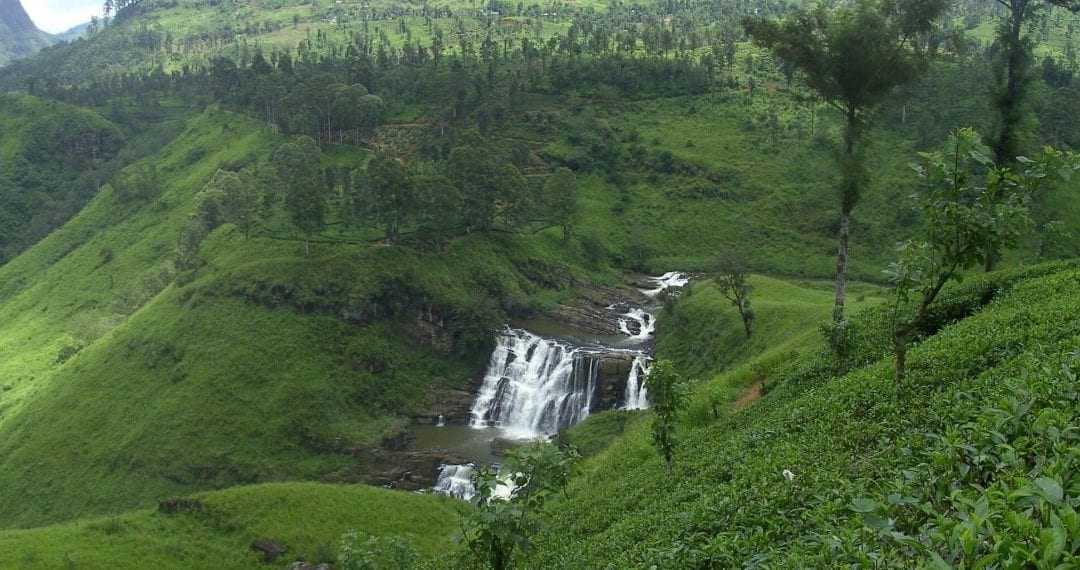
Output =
[{"x1": 0, "y1": 482, "x2": 466, "y2": 569}]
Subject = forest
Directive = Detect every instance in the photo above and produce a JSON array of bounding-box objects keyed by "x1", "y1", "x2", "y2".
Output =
[{"x1": 0, "y1": 0, "x2": 1078, "y2": 567}]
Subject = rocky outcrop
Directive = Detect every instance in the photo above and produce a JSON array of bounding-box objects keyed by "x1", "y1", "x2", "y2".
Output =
[
  {"x1": 592, "y1": 352, "x2": 635, "y2": 410},
  {"x1": 548, "y1": 283, "x2": 650, "y2": 336},
  {"x1": 331, "y1": 448, "x2": 470, "y2": 491}
]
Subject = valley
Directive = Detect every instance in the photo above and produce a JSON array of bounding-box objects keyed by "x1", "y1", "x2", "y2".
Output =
[{"x1": 0, "y1": 0, "x2": 1078, "y2": 567}]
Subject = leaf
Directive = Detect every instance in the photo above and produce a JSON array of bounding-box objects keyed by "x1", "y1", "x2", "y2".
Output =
[
  {"x1": 1040, "y1": 524, "x2": 1065, "y2": 563},
  {"x1": 1035, "y1": 477, "x2": 1064, "y2": 505},
  {"x1": 849, "y1": 497, "x2": 880, "y2": 513},
  {"x1": 926, "y1": 552, "x2": 954, "y2": 570},
  {"x1": 862, "y1": 513, "x2": 894, "y2": 531}
]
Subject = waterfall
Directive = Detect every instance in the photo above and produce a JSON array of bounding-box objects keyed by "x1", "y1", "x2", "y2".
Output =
[
  {"x1": 618, "y1": 308, "x2": 655, "y2": 340},
  {"x1": 470, "y1": 329, "x2": 600, "y2": 439},
  {"x1": 642, "y1": 272, "x2": 689, "y2": 297},
  {"x1": 434, "y1": 463, "x2": 519, "y2": 502},
  {"x1": 624, "y1": 355, "x2": 651, "y2": 410},
  {"x1": 434, "y1": 464, "x2": 476, "y2": 501}
]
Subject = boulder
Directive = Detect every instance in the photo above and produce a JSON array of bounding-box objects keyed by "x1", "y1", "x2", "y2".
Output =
[{"x1": 251, "y1": 539, "x2": 287, "y2": 563}]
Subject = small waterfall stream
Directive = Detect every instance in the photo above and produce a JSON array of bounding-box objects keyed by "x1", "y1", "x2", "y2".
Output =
[
  {"x1": 434, "y1": 464, "x2": 477, "y2": 500},
  {"x1": 623, "y1": 356, "x2": 652, "y2": 410}
]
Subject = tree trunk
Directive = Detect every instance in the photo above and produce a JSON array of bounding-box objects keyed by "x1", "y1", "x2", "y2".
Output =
[
  {"x1": 994, "y1": 0, "x2": 1027, "y2": 165},
  {"x1": 893, "y1": 327, "x2": 909, "y2": 382},
  {"x1": 832, "y1": 105, "x2": 860, "y2": 351},
  {"x1": 832, "y1": 211, "x2": 851, "y2": 327}
]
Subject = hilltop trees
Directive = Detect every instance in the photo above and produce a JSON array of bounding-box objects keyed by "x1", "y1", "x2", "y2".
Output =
[{"x1": 745, "y1": 0, "x2": 947, "y2": 354}]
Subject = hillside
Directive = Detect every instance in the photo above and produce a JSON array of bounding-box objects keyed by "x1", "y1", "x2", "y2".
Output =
[
  {"x1": 0, "y1": 94, "x2": 125, "y2": 264},
  {"x1": 0, "y1": 0, "x2": 52, "y2": 66},
  {"x1": 534, "y1": 262, "x2": 1080, "y2": 567}
]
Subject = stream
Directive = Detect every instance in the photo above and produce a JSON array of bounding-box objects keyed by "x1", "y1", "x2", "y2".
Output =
[{"x1": 423, "y1": 273, "x2": 688, "y2": 500}]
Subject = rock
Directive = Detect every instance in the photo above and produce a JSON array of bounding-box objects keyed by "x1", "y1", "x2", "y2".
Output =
[
  {"x1": 287, "y1": 563, "x2": 331, "y2": 570},
  {"x1": 341, "y1": 448, "x2": 470, "y2": 491},
  {"x1": 415, "y1": 380, "x2": 480, "y2": 426},
  {"x1": 251, "y1": 539, "x2": 287, "y2": 563},
  {"x1": 381, "y1": 430, "x2": 415, "y2": 451},
  {"x1": 592, "y1": 353, "x2": 635, "y2": 411},
  {"x1": 157, "y1": 498, "x2": 204, "y2": 515}
]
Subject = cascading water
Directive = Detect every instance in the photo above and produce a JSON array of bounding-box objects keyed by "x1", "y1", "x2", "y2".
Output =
[
  {"x1": 623, "y1": 355, "x2": 652, "y2": 410},
  {"x1": 434, "y1": 464, "x2": 476, "y2": 500},
  {"x1": 434, "y1": 463, "x2": 519, "y2": 502},
  {"x1": 431, "y1": 273, "x2": 685, "y2": 500},
  {"x1": 618, "y1": 308, "x2": 655, "y2": 340},
  {"x1": 642, "y1": 271, "x2": 690, "y2": 297},
  {"x1": 470, "y1": 329, "x2": 599, "y2": 440}
]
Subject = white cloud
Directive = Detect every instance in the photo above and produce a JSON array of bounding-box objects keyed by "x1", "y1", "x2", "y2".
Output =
[{"x1": 21, "y1": 0, "x2": 104, "y2": 34}]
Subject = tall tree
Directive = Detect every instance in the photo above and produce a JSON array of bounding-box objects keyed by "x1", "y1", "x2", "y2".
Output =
[
  {"x1": 986, "y1": 0, "x2": 1079, "y2": 270},
  {"x1": 745, "y1": 0, "x2": 946, "y2": 353},
  {"x1": 711, "y1": 253, "x2": 755, "y2": 339},
  {"x1": 648, "y1": 359, "x2": 687, "y2": 472},
  {"x1": 273, "y1": 136, "x2": 324, "y2": 254},
  {"x1": 543, "y1": 167, "x2": 578, "y2": 241},
  {"x1": 354, "y1": 153, "x2": 413, "y2": 244},
  {"x1": 992, "y1": 0, "x2": 1080, "y2": 166}
]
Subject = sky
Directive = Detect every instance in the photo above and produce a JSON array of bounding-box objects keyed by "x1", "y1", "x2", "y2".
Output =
[{"x1": 22, "y1": 0, "x2": 103, "y2": 34}]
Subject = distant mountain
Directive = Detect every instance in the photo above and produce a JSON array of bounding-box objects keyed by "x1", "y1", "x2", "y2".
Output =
[
  {"x1": 56, "y1": 21, "x2": 92, "y2": 42},
  {"x1": 0, "y1": 0, "x2": 53, "y2": 66}
]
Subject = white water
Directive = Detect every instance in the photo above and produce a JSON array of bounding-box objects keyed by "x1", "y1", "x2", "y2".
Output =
[
  {"x1": 618, "y1": 308, "x2": 655, "y2": 340},
  {"x1": 434, "y1": 464, "x2": 476, "y2": 500},
  {"x1": 434, "y1": 463, "x2": 519, "y2": 502},
  {"x1": 624, "y1": 355, "x2": 651, "y2": 410},
  {"x1": 641, "y1": 271, "x2": 690, "y2": 297},
  {"x1": 469, "y1": 329, "x2": 599, "y2": 440}
]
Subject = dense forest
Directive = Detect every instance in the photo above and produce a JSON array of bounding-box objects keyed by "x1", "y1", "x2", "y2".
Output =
[{"x1": 0, "y1": 0, "x2": 1078, "y2": 567}]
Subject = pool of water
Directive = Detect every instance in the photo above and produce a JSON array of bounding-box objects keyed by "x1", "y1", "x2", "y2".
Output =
[{"x1": 411, "y1": 425, "x2": 533, "y2": 465}]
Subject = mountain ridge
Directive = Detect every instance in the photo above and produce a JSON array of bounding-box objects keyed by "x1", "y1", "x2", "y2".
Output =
[{"x1": 0, "y1": 0, "x2": 53, "y2": 66}]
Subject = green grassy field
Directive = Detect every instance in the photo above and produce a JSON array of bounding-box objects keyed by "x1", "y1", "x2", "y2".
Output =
[{"x1": 0, "y1": 482, "x2": 465, "y2": 569}]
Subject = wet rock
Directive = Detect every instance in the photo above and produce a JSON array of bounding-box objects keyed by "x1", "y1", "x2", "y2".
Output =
[
  {"x1": 340, "y1": 448, "x2": 470, "y2": 491},
  {"x1": 251, "y1": 539, "x2": 287, "y2": 563},
  {"x1": 593, "y1": 353, "x2": 635, "y2": 411},
  {"x1": 287, "y1": 563, "x2": 331, "y2": 570},
  {"x1": 381, "y1": 430, "x2": 415, "y2": 451},
  {"x1": 416, "y1": 379, "x2": 480, "y2": 426}
]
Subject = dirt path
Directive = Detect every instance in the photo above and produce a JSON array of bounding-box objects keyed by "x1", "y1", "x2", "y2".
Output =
[{"x1": 734, "y1": 381, "x2": 763, "y2": 410}]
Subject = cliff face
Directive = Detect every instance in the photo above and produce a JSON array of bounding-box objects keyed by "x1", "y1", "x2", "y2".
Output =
[{"x1": 0, "y1": 0, "x2": 52, "y2": 65}]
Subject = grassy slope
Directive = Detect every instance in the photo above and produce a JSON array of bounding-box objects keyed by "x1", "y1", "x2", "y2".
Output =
[
  {"x1": 531, "y1": 262, "x2": 1080, "y2": 567},
  {"x1": 0, "y1": 93, "x2": 123, "y2": 263},
  {"x1": 0, "y1": 104, "x2": 622, "y2": 528},
  {"x1": 0, "y1": 482, "x2": 465, "y2": 569}
]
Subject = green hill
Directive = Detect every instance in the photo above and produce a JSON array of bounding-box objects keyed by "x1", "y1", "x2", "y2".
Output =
[{"x1": 532, "y1": 262, "x2": 1080, "y2": 567}]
